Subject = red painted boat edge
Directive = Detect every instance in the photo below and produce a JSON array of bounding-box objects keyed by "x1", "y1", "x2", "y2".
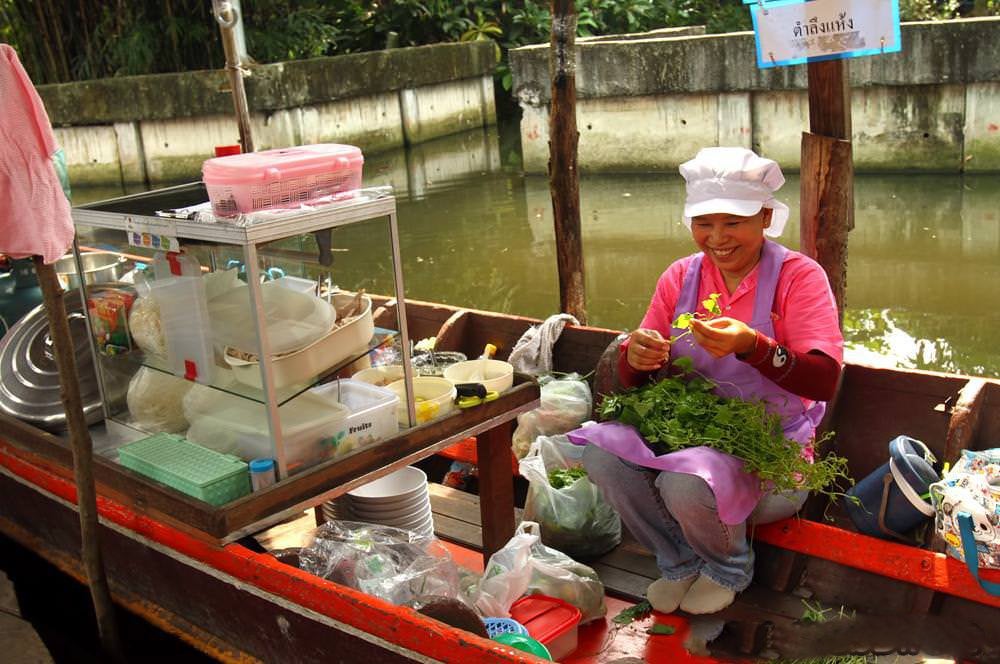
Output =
[
  {"x1": 755, "y1": 517, "x2": 1000, "y2": 609},
  {"x1": 0, "y1": 442, "x2": 543, "y2": 664}
]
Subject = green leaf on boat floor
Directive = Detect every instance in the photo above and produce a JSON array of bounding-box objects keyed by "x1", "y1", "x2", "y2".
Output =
[
  {"x1": 611, "y1": 600, "x2": 652, "y2": 625},
  {"x1": 646, "y1": 623, "x2": 676, "y2": 635}
]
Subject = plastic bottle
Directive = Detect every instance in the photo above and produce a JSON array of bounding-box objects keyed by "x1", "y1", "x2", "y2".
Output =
[{"x1": 249, "y1": 458, "x2": 277, "y2": 491}]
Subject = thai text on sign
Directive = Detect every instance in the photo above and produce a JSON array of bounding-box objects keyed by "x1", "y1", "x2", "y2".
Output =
[{"x1": 750, "y1": 0, "x2": 901, "y2": 69}]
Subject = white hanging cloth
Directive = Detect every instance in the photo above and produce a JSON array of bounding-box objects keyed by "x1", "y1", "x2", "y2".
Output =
[{"x1": 507, "y1": 313, "x2": 580, "y2": 376}]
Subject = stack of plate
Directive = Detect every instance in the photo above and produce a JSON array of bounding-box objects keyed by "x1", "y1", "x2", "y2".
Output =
[
  {"x1": 323, "y1": 466, "x2": 434, "y2": 537},
  {"x1": 320, "y1": 495, "x2": 353, "y2": 521}
]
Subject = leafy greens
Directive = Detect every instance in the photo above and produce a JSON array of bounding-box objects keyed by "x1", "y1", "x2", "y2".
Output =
[{"x1": 597, "y1": 358, "x2": 849, "y2": 495}]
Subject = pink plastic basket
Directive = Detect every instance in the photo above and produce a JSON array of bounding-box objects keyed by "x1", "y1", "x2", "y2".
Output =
[{"x1": 202, "y1": 144, "x2": 363, "y2": 217}]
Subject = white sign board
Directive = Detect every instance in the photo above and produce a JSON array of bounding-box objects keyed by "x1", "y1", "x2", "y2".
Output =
[
  {"x1": 751, "y1": 0, "x2": 901, "y2": 69},
  {"x1": 124, "y1": 216, "x2": 180, "y2": 252}
]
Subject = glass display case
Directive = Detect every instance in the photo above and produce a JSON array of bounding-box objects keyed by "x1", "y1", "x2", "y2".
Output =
[{"x1": 70, "y1": 183, "x2": 417, "y2": 484}]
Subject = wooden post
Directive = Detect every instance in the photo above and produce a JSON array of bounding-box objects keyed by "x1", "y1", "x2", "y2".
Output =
[
  {"x1": 548, "y1": 0, "x2": 587, "y2": 324},
  {"x1": 32, "y1": 257, "x2": 123, "y2": 661},
  {"x1": 476, "y1": 421, "x2": 517, "y2": 563},
  {"x1": 801, "y1": 60, "x2": 854, "y2": 323}
]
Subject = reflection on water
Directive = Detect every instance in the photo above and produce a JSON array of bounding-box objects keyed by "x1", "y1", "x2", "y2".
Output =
[{"x1": 74, "y1": 129, "x2": 1000, "y2": 377}]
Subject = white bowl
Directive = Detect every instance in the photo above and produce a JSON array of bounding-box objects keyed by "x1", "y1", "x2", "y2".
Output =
[
  {"x1": 386, "y1": 376, "x2": 457, "y2": 426},
  {"x1": 349, "y1": 492, "x2": 429, "y2": 515},
  {"x1": 442, "y1": 359, "x2": 514, "y2": 394},
  {"x1": 352, "y1": 365, "x2": 405, "y2": 387},
  {"x1": 369, "y1": 504, "x2": 433, "y2": 528},
  {"x1": 347, "y1": 466, "x2": 427, "y2": 503},
  {"x1": 224, "y1": 293, "x2": 373, "y2": 390}
]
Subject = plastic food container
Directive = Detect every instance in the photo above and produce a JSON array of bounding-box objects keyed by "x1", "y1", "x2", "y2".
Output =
[
  {"x1": 309, "y1": 379, "x2": 399, "y2": 458},
  {"x1": 118, "y1": 433, "x2": 250, "y2": 506},
  {"x1": 202, "y1": 144, "x2": 364, "y2": 217},
  {"x1": 509, "y1": 595, "x2": 582, "y2": 662},
  {"x1": 352, "y1": 365, "x2": 406, "y2": 387},
  {"x1": 184, "y1": 390, "x2": 350, "y2": 473},
  {"x1": 224, "y1": 293, "x2": 374, "y2": 389},
  {"x1": 385, "y1": 376, "x2": 457, "y2": 426},
  {"x1": 443, "y1": 359, "x2": 514, "y2": 394}
]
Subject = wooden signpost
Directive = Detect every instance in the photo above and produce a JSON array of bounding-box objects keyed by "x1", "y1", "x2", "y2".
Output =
[
  {"x1": 801, "y1": 59, "x2": 853, "y2": 323},
  {"x1": 749, "y1": 0, "x2": 902, "y2": 321}
]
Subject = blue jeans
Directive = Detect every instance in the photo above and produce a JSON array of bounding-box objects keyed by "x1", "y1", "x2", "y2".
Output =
[{"x1": 582, "y1": 444, "x2": 806, "y2": 592}]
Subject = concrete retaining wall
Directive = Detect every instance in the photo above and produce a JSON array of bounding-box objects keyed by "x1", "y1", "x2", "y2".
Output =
[
  {"x1": 511, "y1": 18, "x2": 1000, "y2": 173},
  {"x1": 40, "y1": 42, "x2": 496, "y2": 186}
]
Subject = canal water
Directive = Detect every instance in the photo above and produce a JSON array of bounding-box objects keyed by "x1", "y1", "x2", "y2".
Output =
[{"x1": 75, "y1": 125, "x2": 1000, "y2": 377}]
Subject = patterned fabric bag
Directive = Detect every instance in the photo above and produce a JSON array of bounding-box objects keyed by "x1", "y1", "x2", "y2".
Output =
[{"x1": 930, "y1": 449, "x2": 1000, "y2": 595}]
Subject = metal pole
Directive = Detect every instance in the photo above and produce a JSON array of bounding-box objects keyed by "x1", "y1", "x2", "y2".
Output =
[
  {"x1": 32, "y1": 256, "x2": 124, "y2": 661},
  {"x1": 548, "y1": 0, "x2": 587, "y2": 324},
  {"x1": 213, "y1": 0, "x2": 254, "y2": 153}
]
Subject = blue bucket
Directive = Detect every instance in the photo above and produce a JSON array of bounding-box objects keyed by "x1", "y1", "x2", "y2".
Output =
[{"x1": 844, "y1": 435, "x2": 940, "y2": 541}]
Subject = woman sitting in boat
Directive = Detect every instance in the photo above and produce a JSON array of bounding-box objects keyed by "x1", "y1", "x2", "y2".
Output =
[{"x1": 573, "y1": 147, "x2": 843, "y2": 615}]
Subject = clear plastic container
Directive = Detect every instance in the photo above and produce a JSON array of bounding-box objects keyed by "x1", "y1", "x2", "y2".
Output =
[
  {"x1": 184, "y1": 389, "x2": 350, "y2": 473},
  {"x1": 309, "y1": 379, "x2": 399, "y2": 458},
  {"x1": 202, "y1": 144, "x2": 364, "y2": 216},
  {"x1": 148, "y1": 252, "x2": 215, "y2": 384}
]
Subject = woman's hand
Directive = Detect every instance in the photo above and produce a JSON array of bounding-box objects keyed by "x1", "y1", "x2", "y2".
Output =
[
  {"x1": 626, "y1": 328, "x2": 670, "y2": 371},
  {"x1": 690, "y1": 317, "x2": 756, "y2": 358}
]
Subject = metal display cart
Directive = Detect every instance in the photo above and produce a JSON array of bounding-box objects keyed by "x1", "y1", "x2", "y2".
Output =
[
  {"x1": 71, "y1": 183, "x2": 418, "y2": 480},
  {"x1": 51, "y1": 183, "x2": 539, "y2": 548}
]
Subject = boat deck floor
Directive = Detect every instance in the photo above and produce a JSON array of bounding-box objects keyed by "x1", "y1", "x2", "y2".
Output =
[
  {"x1": 254, "y1": 482, "x2": 956, "y2": 664},
  {"x1": 254, "y1": 483, "x2": 728, "y2": 664}
]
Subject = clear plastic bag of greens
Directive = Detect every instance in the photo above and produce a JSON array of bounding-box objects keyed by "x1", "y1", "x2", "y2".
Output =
[
  {"x1": 520, "y1": 435, "x2": 621, "y2": 560},
  {"x1": 474, "y1": 521, "x2": 606, "y2": 623},
  {"x1": 511, "y1": 373, "x2": 592, "y2": 459},
  {"x1": 298, "y1": 521, "x2": 462, "y2": 608}
]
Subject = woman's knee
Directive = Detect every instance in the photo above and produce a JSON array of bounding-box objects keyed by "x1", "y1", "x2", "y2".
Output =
[{"x1": 656, "y1": 472, "x2": 716, "y2": 514}]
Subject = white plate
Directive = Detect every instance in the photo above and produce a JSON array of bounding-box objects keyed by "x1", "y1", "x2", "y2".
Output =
[
  {"x1": 347, "y1": 466, "x2": 428, "y2": 503},
  {"x1": 349, "y1": 492, "x2": 429, "y2": 516}
]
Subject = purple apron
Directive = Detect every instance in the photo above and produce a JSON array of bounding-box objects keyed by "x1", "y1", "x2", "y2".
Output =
[{"x1": 569, "y1": 240, "x2": 825, "y2": 524}]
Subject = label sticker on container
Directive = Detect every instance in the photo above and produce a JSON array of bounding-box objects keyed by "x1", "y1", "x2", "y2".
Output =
[{"x1": 124, "y1": 216, "x2": 180, "y2": 252}]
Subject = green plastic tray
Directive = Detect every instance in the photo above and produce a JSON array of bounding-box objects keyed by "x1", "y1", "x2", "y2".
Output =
[{"x1": 119, "y1": 433, "x2": 251, "y2": 506}]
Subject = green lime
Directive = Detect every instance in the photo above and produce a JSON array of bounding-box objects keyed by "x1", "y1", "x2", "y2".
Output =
[{"x1": 491, "y1": 632, "x2": 553, "y2": 660}]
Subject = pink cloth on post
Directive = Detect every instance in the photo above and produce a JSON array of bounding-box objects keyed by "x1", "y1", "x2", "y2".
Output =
[{"x1": 0, "y1": 44, "x2": 74, "y2": 264}]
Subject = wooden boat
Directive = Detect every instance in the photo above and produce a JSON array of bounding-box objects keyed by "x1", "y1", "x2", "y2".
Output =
[{"x1": 2, "y1": 295, "x2": 999, "y2": 662}]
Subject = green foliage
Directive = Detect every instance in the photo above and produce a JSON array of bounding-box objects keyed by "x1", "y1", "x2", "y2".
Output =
[
  {"x1": 597, "y1": 360, "x2": 851, "y2": 496},
  {"x1": 548, "y1": 466, "x2": 589, "y2": 489},
  {"x1": 12, "y1": 0, "x2": 994, "y2": 85}
]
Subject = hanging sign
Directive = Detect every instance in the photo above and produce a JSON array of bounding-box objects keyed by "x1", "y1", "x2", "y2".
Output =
[
  {"x1": 124, "y1": 216, "x2": 180, "y2": 252},
  {"x1": 750, "y1": 0, "x2": 901, "y2": 69}
]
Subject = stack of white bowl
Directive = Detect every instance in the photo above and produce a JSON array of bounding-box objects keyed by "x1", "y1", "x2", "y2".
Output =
[{"x1": 324, "y1": 466, "x2": 434, "y2": 537}]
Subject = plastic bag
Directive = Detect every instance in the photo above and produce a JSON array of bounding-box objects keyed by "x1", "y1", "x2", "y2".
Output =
[
  {"x1": 126, "y1": 366, "x2": 192, "y2": 433},
  {"x1": 511, "y1": 373, "x2": 592, "y2": 459},
  {"x1": 298, "y1": 521, "x2": 463, "y2": 608},
  {"x1": 520, "y1": 435, "x2": 621, "y2": 559},
  {"x1": 474, "y1": 521, "x2": 606, "y2": 623},
  {"x1": 931, "y1": 449, "x2": 1000, "y2": 570}
]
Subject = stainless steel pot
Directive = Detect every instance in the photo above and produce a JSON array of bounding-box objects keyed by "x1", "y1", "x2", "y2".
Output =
[{"x1": 55, "y1": 252, "x2": 130, "y2": 290}]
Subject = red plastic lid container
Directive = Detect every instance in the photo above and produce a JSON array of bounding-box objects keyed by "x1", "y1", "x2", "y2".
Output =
[{"x1": 509, "y1": 594, "x2": 582, "y2": 661}]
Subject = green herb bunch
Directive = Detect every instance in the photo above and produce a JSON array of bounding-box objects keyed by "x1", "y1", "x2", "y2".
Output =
[
  {"x1": 597, "y1": 357, "x2": 850, "y2": 496},
  {"x1": 548, "y1": 466, "x2": 589, "y2": 490}
]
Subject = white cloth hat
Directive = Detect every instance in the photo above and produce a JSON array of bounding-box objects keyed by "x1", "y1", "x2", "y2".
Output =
[{"x1": 679, "y1": 147, "x2": 790, "y2": 237}]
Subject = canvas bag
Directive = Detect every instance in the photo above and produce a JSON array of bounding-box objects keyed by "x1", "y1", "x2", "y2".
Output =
[{"x1": 930, "y1": 449, "x2": 1000, "y2": 595}]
